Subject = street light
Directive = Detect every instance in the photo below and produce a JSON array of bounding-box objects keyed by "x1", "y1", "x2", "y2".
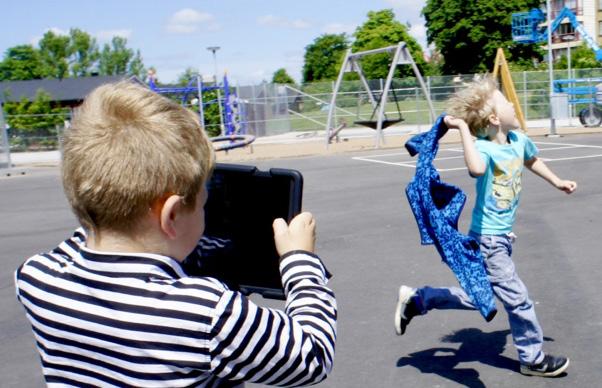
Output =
[
  {"x1": 206, "y1": 46, "x2": 224, "y2": 134},
  {"x1": 562, "y1": 33, "x2": 576, "y2": 125},
  {"x1": 206, "y1": 46, "x2": 220, "y2": 83},
  {"x1": 545, "y1": 0, "x2": 558, "y2": 136}
]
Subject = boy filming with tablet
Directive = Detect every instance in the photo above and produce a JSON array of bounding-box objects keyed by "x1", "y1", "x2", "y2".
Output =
[{"x1": 15, "y1": 81, "x2": 337, "y2": 387}]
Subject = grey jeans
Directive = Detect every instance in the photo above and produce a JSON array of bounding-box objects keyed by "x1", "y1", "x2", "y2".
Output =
[{"x1": 415, "y1": 233, "x2": 544, "y2": 365}]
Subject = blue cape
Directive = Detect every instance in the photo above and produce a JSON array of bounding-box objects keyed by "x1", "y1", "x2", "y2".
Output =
[{"x1": 405, "y1": 115, "x2": 496, "y2": 321}]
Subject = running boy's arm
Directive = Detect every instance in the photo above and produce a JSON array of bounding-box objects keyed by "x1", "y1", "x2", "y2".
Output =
[
  {"x1": 444, "y1": 115, "x2": 486, "y2": 176},
  {"x1": 525, "y1": 157, "x2": 577, "y2": 194}
]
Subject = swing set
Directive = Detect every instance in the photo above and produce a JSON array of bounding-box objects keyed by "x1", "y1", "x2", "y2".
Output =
[{"x1": 325, "y1": 42, "x2": 436, "y2": 148}]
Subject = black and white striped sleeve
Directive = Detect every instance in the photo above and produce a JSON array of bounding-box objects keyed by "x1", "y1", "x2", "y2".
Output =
[{"x1": 207, "y1": 251, "x2": 337, "y2": 386}]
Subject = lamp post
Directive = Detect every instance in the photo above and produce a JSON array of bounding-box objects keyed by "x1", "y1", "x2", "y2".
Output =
[
  {"x1": 545, "y1": 0, "x2": 559, "y2": 136},
  {"x1": 206, "y1": 46, "x2": 220, "y2": 83},
  {"x1": 562, "y1": 33, "x2": 576, "y2": 125},
  {"x1": 206, "y1": 46, "x2": 224, "y2": 135}
]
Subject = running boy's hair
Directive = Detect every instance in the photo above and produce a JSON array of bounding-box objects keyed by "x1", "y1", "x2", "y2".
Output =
[
  {"x1": 447, "y1": 76, "x2": 499, "y2": 137},
  {"x1": 62, "y1": 81, "x2": 214, "y2": 235}
]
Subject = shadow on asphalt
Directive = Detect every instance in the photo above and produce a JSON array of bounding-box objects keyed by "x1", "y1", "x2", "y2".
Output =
[{"x1": 396, "y1": 328, "x2": 519, "y2": 387}]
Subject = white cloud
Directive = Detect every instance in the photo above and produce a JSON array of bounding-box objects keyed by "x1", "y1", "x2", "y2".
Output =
[
  {"x1": 166, "y1": 8, "x2": 218, "y2": 34},
  {"x1": 96, "y1": 29, "x2": 132, "y2": 42},
  {"x1": 322, "y1": 22, "x2": 356, "y2": 35},
  {"x1": 257, "y1": 15, "x2": 311, "y2": 29}
]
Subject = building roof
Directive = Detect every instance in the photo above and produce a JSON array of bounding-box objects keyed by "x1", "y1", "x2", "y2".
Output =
[{"x1": 0, "y1": 75, "x2": 144, "y2": 104}]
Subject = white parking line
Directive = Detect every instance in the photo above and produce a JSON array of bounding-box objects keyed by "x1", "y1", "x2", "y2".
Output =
[{"x1": 353, "y1": 141, "x2": 602, "y2": 169}]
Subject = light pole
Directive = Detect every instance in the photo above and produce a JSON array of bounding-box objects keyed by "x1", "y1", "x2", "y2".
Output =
[
  {"x1": 545, "y1": 0, "x2": 559, "y2": 136},
  {"x1": 206, "y1": 46, "x2": 224, "y2": 135},
  {"x1": 206, "y1": 46, "x2": 220, "y2": 83},
  {"x1": 562, "y1": 33, "x2": 576, "y2": 125}
]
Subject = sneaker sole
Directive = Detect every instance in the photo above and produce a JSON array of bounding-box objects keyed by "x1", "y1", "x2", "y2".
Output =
[
  {"x1": 520, "y1": 358, "x2": 570, "y2": 377},
  {"x1": 394, "y1": 285, "x2": 415, "y2": 335}
]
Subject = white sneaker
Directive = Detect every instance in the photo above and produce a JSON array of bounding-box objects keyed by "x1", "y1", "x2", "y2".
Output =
[{"x1": 394, "y1": 285, "x2": 418, "y2": 335}]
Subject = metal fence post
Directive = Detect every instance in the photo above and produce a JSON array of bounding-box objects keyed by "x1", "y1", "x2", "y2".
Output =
[
  {"x1": 523, "y1": 71, "x2": 528, "y2": 121},
  {"x1": 0, "y1": 106, "x2": 10, "y2": 169},
  {"x1": 426, "y1": 75, "x2": 433, "y2": 124}
]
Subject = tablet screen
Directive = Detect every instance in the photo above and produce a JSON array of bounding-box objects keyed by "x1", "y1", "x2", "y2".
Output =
[{"x1": 198, "y1": 163, "x2": 303, "y2": 299}]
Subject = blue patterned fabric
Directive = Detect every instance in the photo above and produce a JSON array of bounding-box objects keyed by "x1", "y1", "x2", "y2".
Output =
[{"x1": 405, "y1": 115, "x2": 497, "y2": 321}]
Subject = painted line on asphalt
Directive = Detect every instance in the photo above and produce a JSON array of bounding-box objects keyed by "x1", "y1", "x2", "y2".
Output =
[{"x1": 353, "y1": 141, "x2": 602, "y2": 169}]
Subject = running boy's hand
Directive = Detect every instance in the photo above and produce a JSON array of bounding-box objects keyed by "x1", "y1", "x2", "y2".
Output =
[
  {"x1": 444, "y1": 115, "x2": 469, "y2": 130},
  {"x1": 556, "y1": 179, "x2": 577, "y2": 194},
  {"x1": 273, "y1": 212, "x2": 316, "y2": 256}
]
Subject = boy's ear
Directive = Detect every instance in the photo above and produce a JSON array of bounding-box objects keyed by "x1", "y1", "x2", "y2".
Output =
[
  {"x1": 159, "y1": 195, "x2": 184, "y2": 239},
  {"x1": 488, "y1": 113, "x2": 500, "y2": 126}
]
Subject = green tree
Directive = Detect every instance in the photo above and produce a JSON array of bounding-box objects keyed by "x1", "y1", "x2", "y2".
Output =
[
  {"x1": 423, "y1": 0, "x2": 541, "y2": 74},
  {"x1": 69, "y1": 28, "x2": 99, "y2": 77},
  {"x1": 352, "y1": 9, "x2": 431, "y2": 79},
  {"x1": 128, "y1": 49, "x2": 146, "y2": 79},
  {"x1": 38, "y1": 30, "x2": 71, "y2": 79},
  {"x1": 3, "y1": 89, "x2": 68, "y2": 149},
  {"x1": 98, "y1": 36, "x2": 134, "y2": 75},
  {"x1": 176, "y1": 67, "x2": 199, "y2": 86},
  {"x1": 0, "y1": 45, "x2": 45, "y2": 81},
  {"x1": 272, "y1": 68, "x2": 296, "y2": 84},
  {"x1": 555, "y1": 44, "x2": 600, "y2": 69},
  {"x1": 302, "y1": 34, "x2": 349, "y2": 83}
]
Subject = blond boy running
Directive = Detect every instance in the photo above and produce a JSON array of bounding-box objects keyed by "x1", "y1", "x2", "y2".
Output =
[{"x1": 395, "y1": 77, "x2": 576, "y2": 377}]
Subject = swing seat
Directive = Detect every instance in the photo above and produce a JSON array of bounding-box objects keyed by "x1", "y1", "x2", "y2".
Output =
[{"x1": 353, "y1": 118, "x2": 404, "y2": 130}]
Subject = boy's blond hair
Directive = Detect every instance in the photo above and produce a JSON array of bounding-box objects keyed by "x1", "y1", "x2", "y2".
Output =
[
  {"x1": 62, "y1": 81, "x2": 214, "y2": 234},
  {"x1": 447, "y1": 76, "x2": 498, "y2": 137}
]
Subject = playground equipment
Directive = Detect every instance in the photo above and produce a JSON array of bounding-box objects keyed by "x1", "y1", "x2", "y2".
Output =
[
  {"x1": 148, "y1": 72, "x2": 253, "y2": 150},
  {"x1": 210, "y1": 134, "x2": 256, "y2": 151},
  {"x1": 492, "y1": 48, "x2": 528, "y2": 131},
  {"x1": 325, "y1": 42, "x2": 436, "y2": 148},
  {"x1": 512, "y1": 6, "x2": 602, "y2": 127}
]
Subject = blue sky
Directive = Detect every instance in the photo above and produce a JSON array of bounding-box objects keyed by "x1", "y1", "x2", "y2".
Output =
[{"x1": 2, "y1": 0, "x2": 427, "y2": 85}]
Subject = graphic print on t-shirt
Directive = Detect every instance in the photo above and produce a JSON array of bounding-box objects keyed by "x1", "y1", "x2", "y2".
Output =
[{"x1": 490, "y1": 157, "x2": 522, "y2": 210}]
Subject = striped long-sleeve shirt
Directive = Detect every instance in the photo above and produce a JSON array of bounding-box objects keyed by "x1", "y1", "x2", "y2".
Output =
[{"x1": 14, "y1": 230, "x2": 337, "y2": 387}]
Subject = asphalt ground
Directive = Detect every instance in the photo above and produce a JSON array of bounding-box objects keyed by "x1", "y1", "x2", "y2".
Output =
[{"x1": 1, "y1": 133, "x2": 601, "y2": 387}]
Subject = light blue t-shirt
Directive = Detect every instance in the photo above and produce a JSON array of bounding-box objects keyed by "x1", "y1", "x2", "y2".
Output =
[{"x1": 470, "y1": 130, "x2": 538, "y2": 235}]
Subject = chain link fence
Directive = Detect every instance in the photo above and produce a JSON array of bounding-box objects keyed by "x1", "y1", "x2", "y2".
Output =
[{"x1": 4, "y1": 68, "x2": 602, "y2": 155}]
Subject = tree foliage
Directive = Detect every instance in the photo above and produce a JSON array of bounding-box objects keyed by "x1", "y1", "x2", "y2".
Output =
[
  {"x1": 423, "y1": 0, "x2": 542, "y2": 74},
  {"x1": 38, "y1": 31, "x2": 71, "y2": 79},
  {"x1": 0, "y1": 45, "x2": 45, "y2": 81},
  {"x1": 69, "y1": 28, "x2": 100, "y2": 77},
  {"x1": 302, "y1": 34, "x2": 349, "y2": 83},
  {"x1": 352, "y1": 9, "x2": 431, "y2": 79},
  {"x1": 3, "y1": 89, "x2": 68, "y2": 150},
  {"x1": 98, "y1": 36, "x2": 134, "y2": 76},
  {"x1": 3, "y1": 90, "x2": 66, "y2": 131},
  {"x1": 555, "y1": 44, "x2": 600, "y2": 70},
  {"x1": 272, "y1": 68, "x2": 296, "y2": 84},
  {"x1": 0, "y1": 30, "x2": 146, "y2": 81}
]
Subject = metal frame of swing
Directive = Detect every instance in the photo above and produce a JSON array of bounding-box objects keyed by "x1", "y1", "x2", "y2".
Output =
[{"x1": 325, "y1": 42, "x2": 436, "y2": 148}]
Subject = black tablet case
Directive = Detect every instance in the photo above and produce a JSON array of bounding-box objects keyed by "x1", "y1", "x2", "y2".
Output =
[{"x1": 201, "y1": 163, "x2": 303, "y2": 299}]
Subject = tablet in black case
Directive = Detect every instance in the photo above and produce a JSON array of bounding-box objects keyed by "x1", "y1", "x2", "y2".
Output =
[{"x1": 199, "y1": 163, "x2": 303, "y2": 300}]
